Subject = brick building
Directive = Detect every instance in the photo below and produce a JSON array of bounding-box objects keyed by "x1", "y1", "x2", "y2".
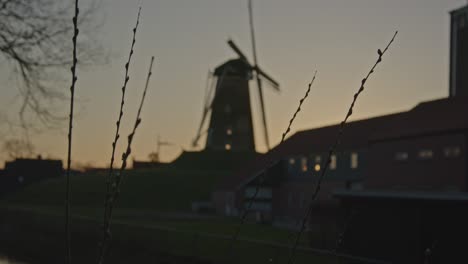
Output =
[
  {"x1": 335, "y1": 5, "x2": 468, "y2": 263},
  {"x1": 213, "y1": 4, "x2": 468, "y2": 257},
  {"x1": 214, "y1": 95, "x2": 468, "y2": 250}
]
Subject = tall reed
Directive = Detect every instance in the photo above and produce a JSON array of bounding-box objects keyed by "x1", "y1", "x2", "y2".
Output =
[
  {"x1": 227, "y1": 71, "x2": 318, "y2": 262},
  {"x1": 286, "y1": 31, "x2": 398, "y2": 264},
  {"x1": 103, "y1": 7, "x2": 141, "y2": 225},
  {"x1": 98, "y1": 7, "x2": 141, "y2": 264},
  {"x1": 97, "y1": 56, "x2": 155, "y2": 264},
  {"x1": 65, "y1": 1, "x2": 79, "y2": 263}
]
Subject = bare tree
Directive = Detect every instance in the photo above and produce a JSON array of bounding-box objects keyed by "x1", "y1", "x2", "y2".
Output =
[
  {"x1": 0, "y1": 0, "x2": 103, "y2": 130},
  {"x1": 2, "y1": 138, "x2": 35, "y2": 159}
]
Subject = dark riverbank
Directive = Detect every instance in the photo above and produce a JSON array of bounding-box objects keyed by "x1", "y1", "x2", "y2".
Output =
[
  {"x1": 0, "y1": 208, "x2": 210, "y2": 264},
  {"x1": 0, "y1": 206, "x2": 338, "y2": 264}
]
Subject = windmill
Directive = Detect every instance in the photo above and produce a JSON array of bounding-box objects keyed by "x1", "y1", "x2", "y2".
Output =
[{"x1": 192, "y1": 0, "x2": 280, "y2": 152}]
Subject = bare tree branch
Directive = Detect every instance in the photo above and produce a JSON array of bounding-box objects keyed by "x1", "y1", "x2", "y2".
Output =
[{"x1": 0, "y1": 0, "x2": 104, "y2": 131}]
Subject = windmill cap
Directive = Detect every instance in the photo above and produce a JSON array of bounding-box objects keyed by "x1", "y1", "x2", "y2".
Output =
[{"x1": 214, "y1": 59, "x2": 252, "y2": 78}]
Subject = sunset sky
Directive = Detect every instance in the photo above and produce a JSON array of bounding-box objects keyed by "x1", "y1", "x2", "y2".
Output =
[{"x1": 0, "y1": 0, "x2": 466, "y2": 167}]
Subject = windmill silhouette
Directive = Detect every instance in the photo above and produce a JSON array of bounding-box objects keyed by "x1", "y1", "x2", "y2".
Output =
[{"x1": 192, "y1": 0, "x2": 280, "y2": 152}]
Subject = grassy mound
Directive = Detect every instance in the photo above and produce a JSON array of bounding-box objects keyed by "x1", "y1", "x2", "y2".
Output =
[{"x1": 1, "y1": 168, "x2": 229, "y2": 212}]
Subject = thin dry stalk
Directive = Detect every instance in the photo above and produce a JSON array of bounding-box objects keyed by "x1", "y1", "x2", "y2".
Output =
[
  {"x1": 227, "y1": 71, "x2": 317, "y2": 261},
  {"x1": 98, "y1": 7, "x2": 141, "y2": 264},
  {"x1": 65, "y1": 1, "x2": 79, "y2": 263},
  {"x1": 101, "y1": 5, "x2": 141, "y2": 238},
  {"x1": 281, "y1": 71, "x2": 317, "y2": 143},
  {"x1": 286, "y1": 31, "x2": 398, "y2": 264},
  {"x1": 97, "y1": 56, "x2": 155, "y2": 264}
]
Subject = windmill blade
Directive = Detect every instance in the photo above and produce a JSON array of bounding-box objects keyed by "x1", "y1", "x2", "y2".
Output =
[
  {"x1": 192, "y1": 67, "x2": 229, "y2": 148},
  {"x1": 227, "y1": 39, "x2": 251, "y2": 65},
  {"x1": 256, "y1": 77, "x2": 271, "y2": 150},
  {"x1": 254, "y1": 65, "x2": 280, "y2": 91},
  {"x1": 248, "y1": 0, "x2": 259, "y2": 68},
  {"x1": 203, "y1": 71, "x2": 214, "y2": 107},
  {"x1": 248, "y1": 0, "x2": 270, "y2": 150},
  {"x1": 192, "y1": 105, "x2": 210, "y2": 147},
  {"x1": 192, "y1": 72, "x2": 215, "y2": 147}
]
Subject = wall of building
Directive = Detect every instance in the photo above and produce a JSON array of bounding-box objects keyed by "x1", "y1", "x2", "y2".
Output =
[
  {"x1": 366, "y1": 132, "x2": 467, "y2": 191},
  {"x1": 271, "y1": 149, "x2": 365, "y2": 222},
  {"x1": 273, "y1": 181, "x2": 342, "y2": 221},
  {"x1": 340, "y1": 197, "x2": 468, "y2": 263},
  {"x1": 212, "y1": 190, "x2": 238, "y2": 216},
  {"x1": 285, "y1": 149, "x2": 365, "y2": 181}
]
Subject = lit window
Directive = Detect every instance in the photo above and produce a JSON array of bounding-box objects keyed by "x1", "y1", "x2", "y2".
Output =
[
  {"x1": 314, "y1": 164, "x2": 321, "y2": 171},
  {"x1": 289, "y1": 158, "x2": 295, "y2": 165},
  {"x1": 395, "y1": 152, "x2": 409, "y2": 161},
  {"x1": 418, "y1": 149, "x2": 433, "y2": 159},
  {"x1": 330, "y1": 155, "x2": 337, "y2": 170},
  {"x1": 226, "y1": 128, "x2": 233, "y2": 135},
  {"x1": 350, "y1": 152, "x2": 358, "y2": 169},
  {"x1": 225, "y1": 144, "x2": 231, "y2": 150},
  {"x1": 444, "y1": 146, "x2": 461, "y2": 158},
  {"x1": 301, "y1": 157, "x2": 308, "y2": 172}
]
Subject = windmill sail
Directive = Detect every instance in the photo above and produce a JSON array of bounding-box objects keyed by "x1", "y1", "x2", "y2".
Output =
[{"x1": 191, "y1": 0, "x2": 280, "y2": 153}]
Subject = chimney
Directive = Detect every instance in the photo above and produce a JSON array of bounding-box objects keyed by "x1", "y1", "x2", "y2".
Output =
[{"x1": 449, "y1": 4, "x2": 468, "y2": 97}]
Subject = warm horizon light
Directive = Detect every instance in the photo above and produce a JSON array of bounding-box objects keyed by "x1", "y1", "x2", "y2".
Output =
[{"x1": 0, "y1": 0, "x2": 465, "y2": 168}]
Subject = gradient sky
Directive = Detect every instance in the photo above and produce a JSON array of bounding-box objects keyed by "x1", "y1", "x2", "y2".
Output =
[{"x1": 0, "y1": 0, "x2": 466, "y2": 168}]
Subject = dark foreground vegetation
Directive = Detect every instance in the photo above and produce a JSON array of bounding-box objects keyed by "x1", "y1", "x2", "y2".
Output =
[
  {"x1": 0, "y1": 207, "x2": 209, "y2": 264},
  {"x1": 0, "y1": 207, "x2": 336, "y2": 264},
  {"x1": 0, "y1": 169, "x2": 333, "y2": 264}
]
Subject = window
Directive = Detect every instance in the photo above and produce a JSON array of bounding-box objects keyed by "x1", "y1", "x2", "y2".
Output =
[
  {"x1": 330, "y1": 155, "x2": 337, "y2": 170},
  {"x1": 244, "y1": 187, "x2": 272, "y2": 199},
  {"x1": 314, "y1": 164, "x2": 321, "y2": 171},
  {"x1": 350, "y1": 152, "x2": 358, "y2": 169},
  {"x1": 444, "y1": 146, "x2": 461, "y2": 158},
  {"x1": 418, "y1": 149, "x2": 433, "y2": 159},
  {"x1": 301, "y1": 157, "x2": 308, "y2": 172},
  {"x1": 315, "y1": 156, "x2": 322, "y2": 163},
  {"x1": 224, "y1": 104, "x2": 232, "y2": 113},
  {"x1": 313, "y1": 155, "x2": 323, "y2": 171},
  {"x1": 350, "y1": 182, "x2": 363, "y2": 191},
  {"x1": 245, "y1": 202, "x2": 272, "y2": 211},
  {"x1": 395, "y1": 152, "x2": 409, "y2": 161}
]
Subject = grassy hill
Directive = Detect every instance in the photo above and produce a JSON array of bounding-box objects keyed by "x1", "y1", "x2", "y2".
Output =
[
  {"x1": 0, "y1": 166, "x2": 329, "y2": 264},
  {"x1": 1, "y1": 168, "x2": 229, "y2": 213}
]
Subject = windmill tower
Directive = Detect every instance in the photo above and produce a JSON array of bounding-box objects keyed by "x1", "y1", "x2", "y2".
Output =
[
  {"x1": 192, "y1": 0, "x2": 280, "y2": 152},
  {"x1": 205, "y1": 58, "x2": 255, "y2": 151}
]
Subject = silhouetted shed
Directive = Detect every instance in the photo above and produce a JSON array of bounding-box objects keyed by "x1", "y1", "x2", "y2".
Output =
[{"x1": 1, "y1": 158, "x2": 63, "y2": 194}]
